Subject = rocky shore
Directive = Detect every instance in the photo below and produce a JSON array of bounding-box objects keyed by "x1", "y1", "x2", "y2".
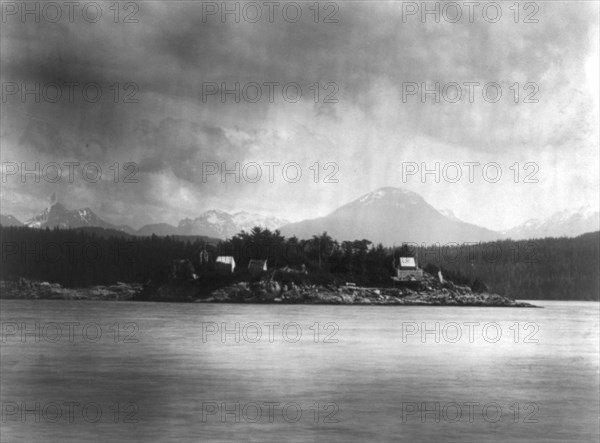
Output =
[
  {"x1": 199, "y1": 274, "x2": 537, "y2": 307},
  {"x1": 0, "y1": 273, "x2": 538, "y2": 307},
  {"x1": 0, "y1": 279, "x2": 142, "y2": 301}
]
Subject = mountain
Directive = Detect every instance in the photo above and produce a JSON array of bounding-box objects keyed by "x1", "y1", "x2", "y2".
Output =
[
  {"x1": 176, "y1": 210, "x2": 289, "y2": 238},
  {"x1": 438, "y1": 209, "x2": 461, "y2": 222},
  {"x1": 23, "y1": 203, "x2": 136, "y2": 234},
  {"x1": 10, "y1": 194, "x2": 599, "y2": 245},
  {"x1": 178, "y1": 210, "x2": 238, "y2": 238},
  {"x1": 231, "y1": 211, "x2": 290, "y2": 234},
  {"x1": 504, "y1": 206, "x2": 600, "y2": 240},
  {"x1": 26, "y1": 203, "x2": 116, "y2": 230},
  {"x1": 18, "y1": 202, "x2": 287, "y2": 239},
  {"x1": 0, "y1": 214, "x2": 23, "y2": 227},
  {"x1": 278, "y1": 187, "x2": 504, "y2": 246}
]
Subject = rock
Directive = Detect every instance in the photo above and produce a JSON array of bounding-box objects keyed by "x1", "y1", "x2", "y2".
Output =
[
  {"x1": 267, "y1": 280, "x2": 281, "y2": 296},
  {"x1": 131, "y1": 271, "x2": 539, "y2": 307},
  {"x1": 0, "y1": 279, "x2": 142, "y2": 301}
]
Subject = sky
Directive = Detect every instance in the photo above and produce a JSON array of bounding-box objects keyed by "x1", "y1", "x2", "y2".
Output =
[{"x1": 1, "y1": 0, "x2": 598, "y2": 231}]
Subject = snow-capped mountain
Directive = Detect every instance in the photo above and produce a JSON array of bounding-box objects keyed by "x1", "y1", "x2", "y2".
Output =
[
  {"x1": 25, "y1": 203, "x2": 117, "y2": 230},
  {"x1": 231, "y1": 211, "x2": 289, "y2": 234},
  {"x1": 10, "y1": 202, "x2": 288, "y2": 239},
  {"x1": 10, "y1": 194, "x2": 597, "y2": 242},
  {"x1": 0, "y1": 214, "x2": 23, "y2": 226},
  {"x1": 178, "y1": 210, "x2": 239, "y2": 238},
  {"x1": 23, "y1": 203, "x2": 136, "y2": 234},
  {"x1": 175, "y1": 210, "x2": 289, "y2": 238},
  {"x1": 504, "y1": 206, "x2": 600, "y2": 239},
  {"x1": 279, "y1": 187, "x2": 503, "y2": 245}
]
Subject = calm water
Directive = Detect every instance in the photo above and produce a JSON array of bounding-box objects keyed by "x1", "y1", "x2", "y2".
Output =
[{"x1": 1, "y1": 300, "x2": 598, "y2": 442}]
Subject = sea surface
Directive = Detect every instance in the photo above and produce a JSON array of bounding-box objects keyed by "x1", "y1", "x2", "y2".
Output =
[{"x1": 1, "y1": 299, "x2": 598, "y2": 442}]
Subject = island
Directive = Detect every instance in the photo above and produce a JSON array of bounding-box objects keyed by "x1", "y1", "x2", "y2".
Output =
[{"x1": 0, "y1": 270, "x2": 537, "y2": 307}]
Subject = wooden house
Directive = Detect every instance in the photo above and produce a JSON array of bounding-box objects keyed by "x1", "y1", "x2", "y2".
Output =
[
  {"x1": 392, "y1": 256, "x2": 423, "y2": 282},
  {"x1": 215, "y1": 256, "x2": 236, "y2": 274},
  {"x1": 248, "y1": 259, "x2": 268, "y2": 275}
]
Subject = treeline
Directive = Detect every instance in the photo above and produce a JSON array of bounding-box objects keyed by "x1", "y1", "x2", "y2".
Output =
[
  {"x1": 219, "y1": 229, "x2": 599, "y2": 300},
  {"x1": 219, "y1": 229, "x2": 394, "y2": 286},
  {"x1": 0, "y1": 226, "x2": 200, "y2": 287},
  {"x1": 0, "y1": 225, "x2": 598, "y2": 300},
  {"x1": 416, "y1": 233, "x2": 599, "y2": 301}
]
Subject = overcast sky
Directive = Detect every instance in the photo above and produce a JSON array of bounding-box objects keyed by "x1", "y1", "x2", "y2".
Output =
[{"x1": 1, "y1": 1, "x2": 598, "y2": 230}]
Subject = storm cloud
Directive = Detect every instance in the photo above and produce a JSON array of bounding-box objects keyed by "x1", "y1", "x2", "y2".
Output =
[{"x1": 1, "y1": 1, "x2": 598, "y2": 229}]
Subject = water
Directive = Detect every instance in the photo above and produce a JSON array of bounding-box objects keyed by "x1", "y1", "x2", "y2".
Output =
[{"x1": 1, "y1": 300, "x2": 598, "y2": 442}]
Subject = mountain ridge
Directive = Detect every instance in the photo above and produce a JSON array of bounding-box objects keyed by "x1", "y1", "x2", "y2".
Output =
[
  {"x1": 278, "y1": 187, "x2": 504, "y2": 245},
  {"x1": 503, "y1": 206, "x2": 599, "y2": 240},
  {"x1": 3, "y1": 188, "x2": 598, "y2": 242},
  {"x1": 4, "y1": 203, "x2": 289, "y2": 239},
  {"x1": 0, "y1": 214, "x2": 23, "y2": 227}
]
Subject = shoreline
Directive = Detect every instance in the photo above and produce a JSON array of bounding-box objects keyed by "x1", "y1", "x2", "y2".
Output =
[{"x1": 0, "y1": 277, "x2": 540, "y2": 307}]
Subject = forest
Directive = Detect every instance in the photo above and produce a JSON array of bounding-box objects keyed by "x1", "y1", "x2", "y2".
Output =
[{"x1": 0, "y1": 225, "x2": 598, "y2": 300}]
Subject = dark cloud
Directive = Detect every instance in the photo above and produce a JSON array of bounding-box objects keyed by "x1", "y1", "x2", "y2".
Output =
[{"x1": 1, "y1": 1, "x2": 598, "y2": 228}]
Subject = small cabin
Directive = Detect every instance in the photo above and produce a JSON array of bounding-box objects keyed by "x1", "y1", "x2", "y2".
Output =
[
  {"x1": 248, "y1": 259, "x2": 268, "y2": 275},
  {"x1": 215, "y1": 256, "x2": 236, "y2": 274},
  {"x1": 392, "y1": 256, "x2": 423, "y2": 282}
]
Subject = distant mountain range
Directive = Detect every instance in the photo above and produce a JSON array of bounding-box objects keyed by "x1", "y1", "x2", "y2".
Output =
[
  {"x1": 0, "y1": 203, "x2": 288, "y2": 239},
  {"x1": 1, "y1": 188, "x2": 598, "y2": 243},
  {"x1": 502, "y1": 206, "x2": 599, "y2": 240},
  {"x1": 279, "y1": 189, "x2": 597, "y2": 244},
  {"x1": 178, "y1": 210, "x2": 289, "y2": 239}
]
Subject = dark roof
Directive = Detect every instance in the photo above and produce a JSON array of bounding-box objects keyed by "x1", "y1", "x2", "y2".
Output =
[{"x1": 248, "y1": 259, "x2": 267, "y2": 270}]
